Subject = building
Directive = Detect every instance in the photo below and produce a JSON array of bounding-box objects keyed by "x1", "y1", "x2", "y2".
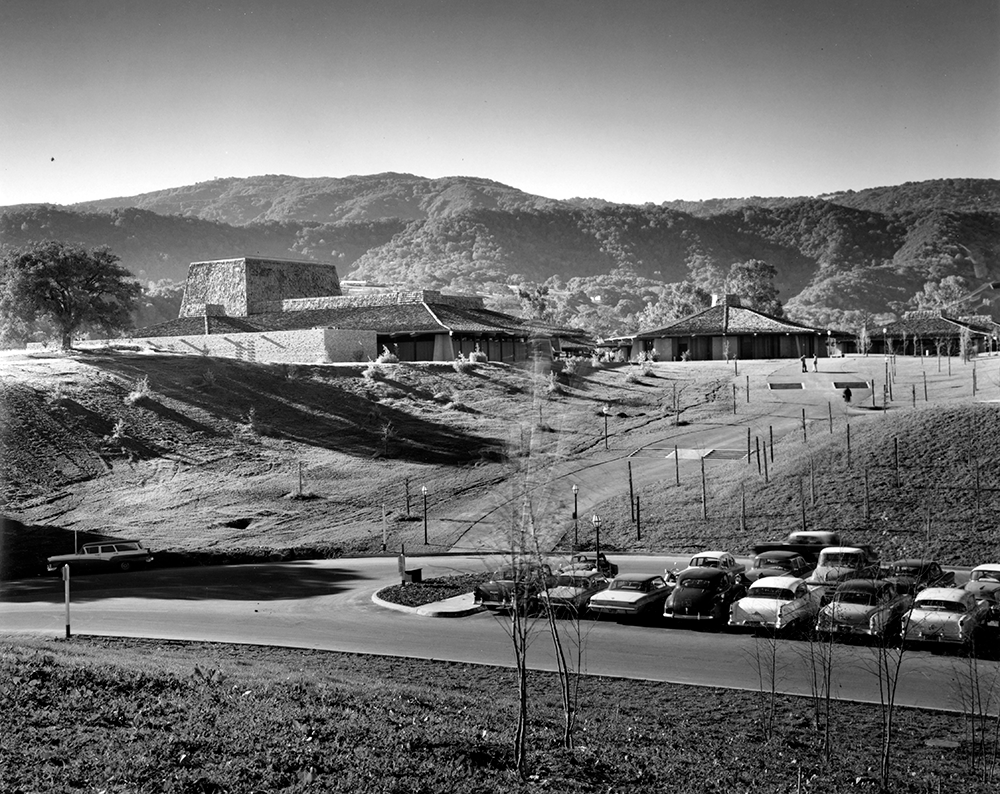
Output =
[
  {"x1": 869, "y1": 311, "x2": 1000, "y2": 357},
  {"x1": 134, "y1": 256, "x2": 589, "y2": 364},
  {"x1": 625, "y1": 295, "x2": 829, "y2": 361}
]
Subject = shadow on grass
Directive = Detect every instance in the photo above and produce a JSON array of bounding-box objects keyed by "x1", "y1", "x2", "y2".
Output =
[
  {"x1": 0, "y1": 559, "x2": 371, "y2": 604},
  {"x1": 89, "y1": 355, "x2": 500, "y2": 465}
]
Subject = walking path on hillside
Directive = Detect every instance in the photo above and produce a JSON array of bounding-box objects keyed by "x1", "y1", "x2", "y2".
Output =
[{"x1": 431, "y1": 353, "x2": 993, "y2": 555}]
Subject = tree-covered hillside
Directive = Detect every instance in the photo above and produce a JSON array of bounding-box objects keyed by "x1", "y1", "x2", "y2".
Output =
[{"x1": 2, "y1": 176, "x2": 998, "y2": 338}]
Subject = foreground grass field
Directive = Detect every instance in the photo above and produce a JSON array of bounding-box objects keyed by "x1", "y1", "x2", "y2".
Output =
[{"x1": 3, "y1": 635, "x2": 998, "y2": 793}]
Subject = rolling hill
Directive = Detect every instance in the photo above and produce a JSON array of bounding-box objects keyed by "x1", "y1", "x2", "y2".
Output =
[{"x1": 2, "y1": 175, "x2": 999, "y2": 334}]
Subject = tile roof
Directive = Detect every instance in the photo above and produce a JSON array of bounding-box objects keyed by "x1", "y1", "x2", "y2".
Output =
[
  {"x1": 876, "y1": 312, "x2": 998, "y2": 338},
  {"x1": 636, "y1": 305, "x2": 822, "y2": 338},
  {"x1": 136, "y1": 302, "x2": 537, "y2": 339}
]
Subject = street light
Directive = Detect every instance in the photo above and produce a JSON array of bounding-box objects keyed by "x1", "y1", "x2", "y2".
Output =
[
  {"x1": 572, "y1": 484, "x2": 579, "y2": 549},
  {"x1": 602, "y1": 405, "x2": 610, "y2": 450},
  {"x1": 421, "y1": 486, "x2": 428, "y2": 545},
  {"x1": 592, "y1": 513, "x2": 602, "y2": 562}
]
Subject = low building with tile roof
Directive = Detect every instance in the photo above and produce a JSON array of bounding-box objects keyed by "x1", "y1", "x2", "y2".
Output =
[
  {"x1": 627, "y1": 294, "x2": 830, "y2": 361},
  {"x1": 133, "y1": 256, "x2": 591, "y2": 364},
  {"x1": 869, "y1": 311, "x2": 1000, "y2": 357}
]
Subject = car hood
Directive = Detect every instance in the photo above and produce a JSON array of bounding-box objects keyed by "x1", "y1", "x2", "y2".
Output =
[
  {"x1": 542, "y1": 586, "x2": 588, "y2": 601},
  {"x1": 965, "y1": 582, "x2": 1000, "y2": 598},
  {"x1": 807, "y1": 566, "x2": 859, "y2": 585},
  {"x1": 590, "y1": 589, "x2": 646, "y2": 605}
]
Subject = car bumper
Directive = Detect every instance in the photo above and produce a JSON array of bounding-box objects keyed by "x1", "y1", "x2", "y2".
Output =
[{"x1": 589, "y1": 604, "x2": 640, "y2": 615}]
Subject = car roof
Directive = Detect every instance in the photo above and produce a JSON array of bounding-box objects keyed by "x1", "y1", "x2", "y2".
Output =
[
  {"x1": 561, "y1": 570, "x2": 605, "y2": 580},
  {"x1": 819, "y1": 547, "x2": 864, "y2": 554},
  {"x1": 916, "y1": 587, "x2": 967, "y2": 601},
  {"x1": 972, "y1": 564, "x2": 1000, "y2": 573},
  {"x1": 755, "y1": 550, "x2": 801, "y2": 560},
  {"x1": 888, "y1": 558, "x2": 935, "y2": 568},
  {"x1": 83, "y1": 539, "x2": 143, "y2": 546},
  {"x1": 834, "y1": 579, "x2": 884, "y2": 593},
  {"x1": 613, "y1": 572, "x2": 661, "y2": 582},
  {"x1": 692, "y1": 550, "x2": 729, "y2": 558},
  {"x1": 748, "y1": 575, "x2": 802, "y2": 590},
  {"x1": 679, "y1": 567, "x2": 728, "y2": 581}
]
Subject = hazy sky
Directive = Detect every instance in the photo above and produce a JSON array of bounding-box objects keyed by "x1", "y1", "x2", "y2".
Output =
[{"x1": 2, "y1": 0, "x2": 998, "y2": 207}]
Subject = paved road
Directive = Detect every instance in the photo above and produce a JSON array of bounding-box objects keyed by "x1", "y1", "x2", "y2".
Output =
[{"x1": 1, "y1": 554, "x2": 991, "y2": 713}]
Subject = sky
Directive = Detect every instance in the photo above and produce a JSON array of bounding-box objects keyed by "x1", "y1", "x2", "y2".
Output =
[{"x1": 2, "y1": 0, "x2": 998, "y2": 207}]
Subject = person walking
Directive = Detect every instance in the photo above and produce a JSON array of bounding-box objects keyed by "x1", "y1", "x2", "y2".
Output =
[
  {"x1": 812, "y1": 353, "x2": 818, "y2": 372},
  {"x1": 800, "y1": 355, "x2": 807, "y2": 372}
]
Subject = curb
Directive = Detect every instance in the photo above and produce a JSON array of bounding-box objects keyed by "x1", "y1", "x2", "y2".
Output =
[{"x1": 371, "y1": 588, "x2": 484, "y2": 618}]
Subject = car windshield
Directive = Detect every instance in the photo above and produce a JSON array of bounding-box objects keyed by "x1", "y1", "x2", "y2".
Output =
[
  {"x1": 556, "y1": 575, "x2": 591, "y2": 588},
  {"x1": 890, "y1": 565, "x2": 921, "y2": 576},
  {"x1": 690, "y1": 557, "x2": 719, "y2": 568},
  {"x1": 611, "y1": 580, "x2": 648, "y2": 592},
  {"x1": 834, "y1": 591, "x2": 875, "y2": 606},
  {"x1": 679, "y1": 578, "x2": 713, "y2": 590},
  {"x1": 971, "y1": 570, "x2": 1000, "y2": 583},
  {"x1": 821, "y1": 553, "x2": 862, "y2": 567},
  {"x1": 917, "y1": 600, "x2": 965, "y2": 613},
  {"x1": 751, "y1": 588, "x2": 794, "y2": 601}
]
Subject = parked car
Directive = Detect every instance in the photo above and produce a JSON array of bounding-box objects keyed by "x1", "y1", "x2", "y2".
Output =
[
  {"x1": 963, "y1": 564, "x2": 1000, "y2": 620},
  {"x1": 902, "y1": 587, "x2": 991, "y2": 648},
  {"x1": 473, "y1": 563, "x2": 556, "y2": 613},
  {"x1": 46, "y1": 540, "x2": 154, "y2": 573},
  {"x1": 879, "y1": 559, "x2": 954, "y2": 595},
  {"x1": 587, "y1": 573, "x2": 673, "y2": 618},
  {"x1": 753, "y1": 530, "x2": 844, "y2": 565},
  {"x1": 745, "y1": 550, "x2": 815, "y2": 583},
  {"x1": 558, "y1": 553, "x2": 618, "y2": 578},
  {"x1": 683, "y1": 551, "x2": 746, "y2": 583},
  {"x1": 539, "y1": 570, "x2": 610, "y2": 616},
  {"x1": 804, "y1": 546, "x2": 880, "y2": 598},
  {"x1": 729, "y1": 576, "x2": 820, "y2": 632},
  {"x1": 663, "y1": 567, "x2": 745, "y2": 624},
  {"x1": 815, "y1": 579, "x2": 911, "y2": 639}
]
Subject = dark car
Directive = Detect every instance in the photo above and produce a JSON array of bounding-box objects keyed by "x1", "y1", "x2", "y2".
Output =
[
  {"x1": 46, "y1": 540, "x2": 154, "y2": 573},
  {"x1": 745, "y1": 550, "x2": 815, "y2": 583},
  {"x1": 663, "y1": 567, "x2": 746, "y2": 623},
  {"x1": 879, "y1": 559, "x2": 954, "y2": 596},
  {"x1": 473, "y1": 563, "x2": 556, "y2": 613}
]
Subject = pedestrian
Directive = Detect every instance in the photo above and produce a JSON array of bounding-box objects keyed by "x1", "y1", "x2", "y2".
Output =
[
  {"x1": 812, "y1": 353, "x2": 818, "y2": 372},
  {"x1": 842, "y1": 387, "x2": 852, "y2": 404},
  {"x1": 800, "y1": 355, "x2": 807, "y2": 373}
]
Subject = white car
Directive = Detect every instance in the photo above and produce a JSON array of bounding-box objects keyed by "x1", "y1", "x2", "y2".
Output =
[
  {"x1": 902, "y1": 587, "x2": 991, "y2": 648},
  {"x1": 815, "y1": 579, "x2": 911, "y2": 639},
  {"x1": 539, "y1": 570, "x2": 610, "y2": 615},
  {"x1": 729, "y1": 576, "x2": 820, "y2": 632},
  {"x1": 587, "y1": 573, "x2": 673, "y2": 618},
  {"x1": 804, "y1": 547, "x2": 878, "y2": 596},
  {"x1": 46, "y1": 540, "x2": 154, "y2": 573}
]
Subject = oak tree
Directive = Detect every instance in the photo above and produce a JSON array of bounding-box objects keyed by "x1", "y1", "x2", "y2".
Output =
[{"x1": 0, "y1": 241, "x2": 141, "y2": 349}]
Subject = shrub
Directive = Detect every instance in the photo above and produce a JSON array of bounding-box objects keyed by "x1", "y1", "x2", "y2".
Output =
[
  {"x1": 376, "y1": 345, "x2": 399, "y2": 364},
  {"x1": 452, "y1": 355, "x2": 474, "y2": 374},
  {"x1": 124, "y1": 374, "x2": 152, "y2": 406},
  {"x1": 110, "y1": 418, "x2": 126, "y2": 440},
  {"x1": 546, "y1": 372, "x2": 563, "y2": 395},
  {"x1": 363, "y1": 361, "x2": 385, "y2": 382},
  {"x1": 625, "y1": 368, "x2": 644, "y2": 384},
  {"x1": 468, "y1": 344, "x2": 488, "y2": 363}
]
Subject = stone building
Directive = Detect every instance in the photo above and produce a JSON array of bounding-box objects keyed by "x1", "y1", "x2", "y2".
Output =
[{"x1": 135, "y1": 256, "x2": 586, "y2": 364}]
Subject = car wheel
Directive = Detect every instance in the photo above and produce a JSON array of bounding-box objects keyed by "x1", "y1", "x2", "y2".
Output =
[{"x1": 119, "y1": 561, "x2": 131, "y2": 571}]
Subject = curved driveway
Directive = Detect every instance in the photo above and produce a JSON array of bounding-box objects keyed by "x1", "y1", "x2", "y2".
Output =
[{"x1": 1, "y1": 554, "x2": 990, "y2": 713}]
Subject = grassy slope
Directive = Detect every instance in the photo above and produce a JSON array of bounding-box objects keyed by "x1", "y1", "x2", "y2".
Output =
[{"x1": 3, "y1": 636, "x2": 994, "y2": 794}]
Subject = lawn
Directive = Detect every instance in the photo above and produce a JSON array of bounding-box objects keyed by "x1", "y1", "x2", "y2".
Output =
[{"x1": 4, "y1": 635, "x2": 997, "y2": 793}]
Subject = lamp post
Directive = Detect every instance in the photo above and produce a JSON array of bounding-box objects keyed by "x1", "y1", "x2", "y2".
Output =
[
  {"x1": 602, "y1": 406, "x2": 609, "y2": 450},
  {"x1": 592, "y1": 514, "x2": 602, "y2": 561},
  {"x1": 421, "y1": 486, "x2": 428, "y2": 545},
  {"x1": 572, "y1": 484, "x2": 579, "y2": 549}
]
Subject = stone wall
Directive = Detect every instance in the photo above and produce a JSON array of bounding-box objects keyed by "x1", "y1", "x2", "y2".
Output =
[
  {"x1": 255, "y1": 290, "x2": 485, "y2": 314},
  {"x1": 136, "y1": 328, "x2": 376, "y2": 364},
  {"x1": 179, "y1": 257, "x2": 342, "y2": 318}
]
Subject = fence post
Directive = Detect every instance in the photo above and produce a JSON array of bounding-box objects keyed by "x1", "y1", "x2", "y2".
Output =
[
  {"x1": 769, "y1": 426, "x2": 774, "y2": 462},
  {"x1": 763, "y1": 441, "x2": 769, "y2": 483},
  {"x1": 828, "y1": 402, "x2": 833, "y2": 433},
  {"x1": 864, "y1": 467, "x2": 870, "y2": 522},
  {"x1": 628, "y1": 461, "x2": 635, "y2": 522},
  {"x1": 674, "y1": 445, "x2": 680, "y2": 485},
  {"x1": 636, "y1": 496, "x2": 641, "y2": 541},
  {"x1": 701, "y1": 457, "x2": 708, "y2": 520},
  {"x1": 894, "y1": 437, "x2": 900, "y2": 487},
  {"x1": 801, "y1": 408, "x2": 807, "y2": 443}
]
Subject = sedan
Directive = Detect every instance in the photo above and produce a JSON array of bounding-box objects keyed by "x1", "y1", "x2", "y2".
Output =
[
  {"x1": 539, "y1": 571, "x2": 610, "y2": 616},
  {"x1": 815, "y1": 579, "x2": 911, "y2": 639},
  {"x1": 963, "y1": 564, "x2": 1000, "y2": 620},
  {"x1": 587, "y1": 573, "x2": 673, "y2": 618},
  {"x1": 729, "y1": 576, "x2": 820, "y2": 633},
  {"x1": 46, "y1": 540, "x2": 154, "y2": 573},
  {"x1": 879, "y1": 559, "x2": 954, "y2": 596},
  {"x1": 684, "y1": 551, "x2": 746, "y2": 584},
  {"x1": 745, "y1": 551, "x2": 814, "y2": 583},
  {"x1": 902, "y1": 587, "x2": 991, "y2": 648},
  {"x1": 663, "y1": 567, "x2": 745, "y2": 624}
]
